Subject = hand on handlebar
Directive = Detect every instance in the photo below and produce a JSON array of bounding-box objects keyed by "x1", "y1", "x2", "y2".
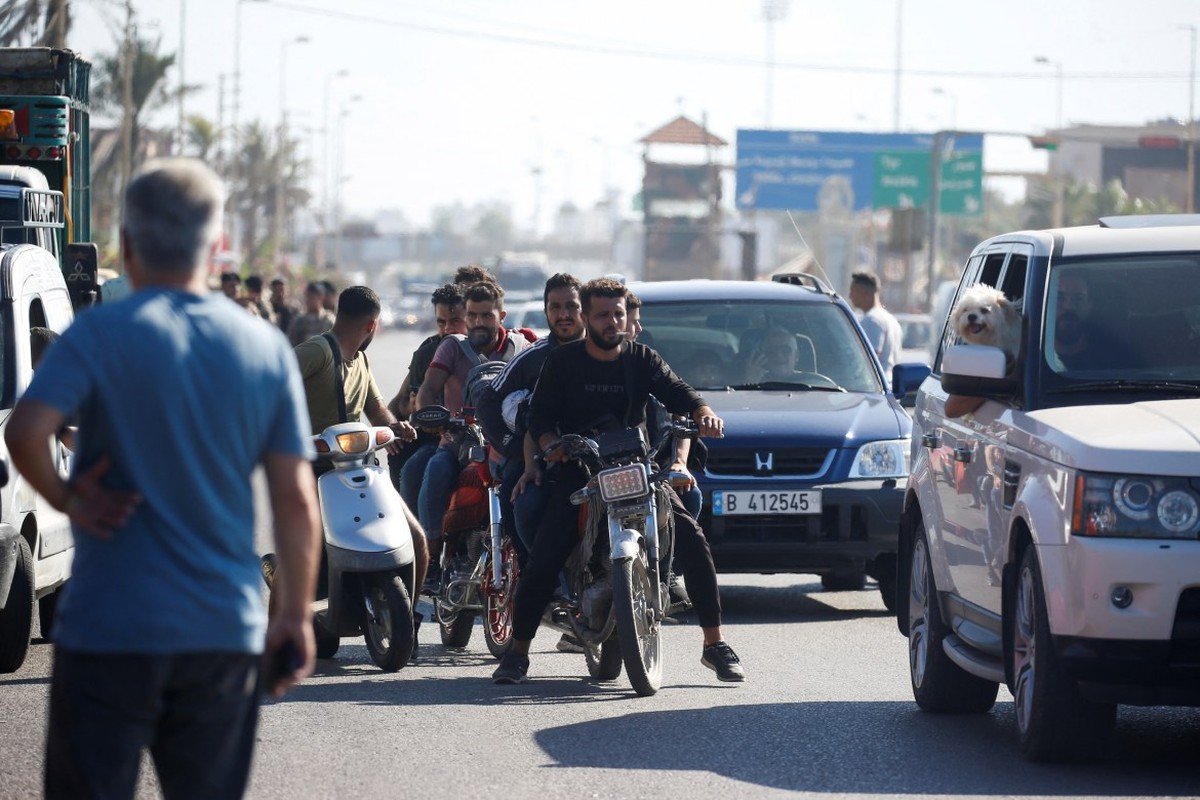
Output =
[
  {"x1": 694, "y1": 412, "x2": 724, "y2": 439},
  {"x1": 541, "y1": 439, "x2": 571, "y2": 464}
]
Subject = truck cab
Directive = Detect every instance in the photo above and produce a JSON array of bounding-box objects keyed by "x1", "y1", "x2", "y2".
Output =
[{"x1": 0, "y1": 218, "x2": 74, "y2": 674}]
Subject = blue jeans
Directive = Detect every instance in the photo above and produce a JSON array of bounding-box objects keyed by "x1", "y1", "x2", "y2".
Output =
[
  {"x1": 45, "y1": 648, "x2": 260, "y2": 800},
  {"x1": 417, "y1": 445, "x2": 461, "y2": 540},
  {"x1": 512, "y1": 471, "x2": 549, "y2": 555},
  {"x1": 398, "y1": 442, "x2": 437, "y2": 511}
]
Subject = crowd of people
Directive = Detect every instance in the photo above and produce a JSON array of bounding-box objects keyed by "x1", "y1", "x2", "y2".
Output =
[{"x1": 4, "y1": 157, "x2": 764, "y2": 797}]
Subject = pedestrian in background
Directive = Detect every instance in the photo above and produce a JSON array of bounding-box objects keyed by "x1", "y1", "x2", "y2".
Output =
[
  {"x1": 849, "y1": 270, "x2": 903, "y2": 379},
  {"x1": 271, "y1": 276, "x2": 299, "y2": 334},
  {"x1": 5, "y1": 158, "x2": 322, "y2": 799},
  {"x1": 288, "y1": 280, "x2": 336, "y2": 346}
]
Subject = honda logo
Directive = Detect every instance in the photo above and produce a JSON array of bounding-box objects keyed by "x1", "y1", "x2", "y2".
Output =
[{"x1": 754, "y1": 452, "x2": 774, "y2": 472}]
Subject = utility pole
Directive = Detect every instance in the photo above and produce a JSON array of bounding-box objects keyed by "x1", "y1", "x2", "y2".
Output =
[
  {"x1": 119, "y1": 2, "x2": 135, "y2": 214},
  {"x1": 1183, "y1": 24, "x2": 1196, "y2": 214},
  {"x1": 177, "y1": 0, "x2": 186, "y2": 154},
  {"x1": 893, "y1": 0, "x2": 903, "y2": 131},
  {"x1": 761, "y1": 0, "x2": 789, "y2": 128}
]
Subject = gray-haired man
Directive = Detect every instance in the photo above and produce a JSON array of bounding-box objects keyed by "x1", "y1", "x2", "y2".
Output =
[{"x1": 5, "y1": 158, "x2": 322, "y2": 798}]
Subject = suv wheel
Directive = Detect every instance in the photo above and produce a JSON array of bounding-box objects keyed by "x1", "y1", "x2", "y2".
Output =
[
  {"x1": 1011, "y1": 547, "x2": 1116, "y2": 761},
  {"x1": 908, "y1": 528, "x2": 998, "y2": 712}
]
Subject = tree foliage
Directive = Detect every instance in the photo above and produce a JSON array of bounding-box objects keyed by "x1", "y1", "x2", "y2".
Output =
[{"x1": 0, "y1": 0, "x2": 70, "y2": 47}]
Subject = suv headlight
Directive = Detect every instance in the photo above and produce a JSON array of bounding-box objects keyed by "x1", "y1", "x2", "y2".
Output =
[
  {"x1": 1073, "y1": 473, "x2": 1200, "y2": 539},
  {"x1": 848, "y1": 439, "x2": 910, "y2": 479}
]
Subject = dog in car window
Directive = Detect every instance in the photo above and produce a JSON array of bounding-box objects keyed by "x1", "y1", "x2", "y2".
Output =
[{"x1": 951, "y1": 283, "x2": 1021, "y2": 369}]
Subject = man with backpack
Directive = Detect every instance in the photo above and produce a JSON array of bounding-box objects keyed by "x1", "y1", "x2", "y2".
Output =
[{"x1": 405, "y1": 280, "x2": 529, "y2": 586}]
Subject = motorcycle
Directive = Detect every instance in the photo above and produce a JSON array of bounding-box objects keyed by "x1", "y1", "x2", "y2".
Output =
[
  {"x1": 411, "y1": 405, "x2": 519, "y2": 658},
  {"x1": 543, "y1": 422, "x2": 694, "y2": 697},
  {"x1": 311, "y1": 421, "x2": 416, "y2": 672}
]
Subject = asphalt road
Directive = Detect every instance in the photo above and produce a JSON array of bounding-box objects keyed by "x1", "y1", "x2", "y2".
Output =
[{"x1": 2, "y1": 326, "x2": 1198, "y2": 800}]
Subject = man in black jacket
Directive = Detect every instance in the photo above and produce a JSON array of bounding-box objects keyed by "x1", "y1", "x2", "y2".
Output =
[
  {"x1": 491, "y1": 278, "x2": 745, "y2": 685},
  {"x1": 476, "y1": 273, "x2": 584, "y2": 554}
]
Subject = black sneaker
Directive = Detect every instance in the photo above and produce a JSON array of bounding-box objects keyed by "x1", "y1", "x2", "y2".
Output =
[
  {"x1": 421, "y1": 562, "x2": 442, "y2": 596},
  {"x1": 667, "y1": 576, "x2": 692, "y2": 614},
  {"x1": 492, "y1": 652, "x2": 530, "y2": 684},
  {"x1": 555, "y1": 633, "x2": 585, "y2": 654},
  {"x1": 701, "y1": 640, "x2": 745, "y2": 683},
  {"x1": 260, "y1": 553, "x2": 277, "y2": 590}
]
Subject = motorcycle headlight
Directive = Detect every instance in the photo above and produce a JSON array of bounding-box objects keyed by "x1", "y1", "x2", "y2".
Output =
[
  {"x1": 848, "y1": 439, "x2": 910, "y2": 479},
  {"x1": 1073, "y1": 473, "x2": 1200, "y2": 539},
  {"x1": 335, "y1": 431, "x2": 371, "y2": 455},
  {"x1": 597, "y1": 464, "x2": 649, "y2": 503}
]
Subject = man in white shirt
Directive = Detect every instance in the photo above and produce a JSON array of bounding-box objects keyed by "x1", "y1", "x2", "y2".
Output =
[{"x1": 849, "y1": 271, "x2": 903, "y2": 381}]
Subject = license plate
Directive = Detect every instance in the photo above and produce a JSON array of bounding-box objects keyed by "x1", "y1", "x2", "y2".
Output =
[{"x1": 711, "y1": 490, "x2": 822, "y2": 516}]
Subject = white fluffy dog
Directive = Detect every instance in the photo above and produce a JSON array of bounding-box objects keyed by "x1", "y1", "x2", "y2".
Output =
[{"x1": 951, "y1": 283, "x2": 1021, "y2": 362}]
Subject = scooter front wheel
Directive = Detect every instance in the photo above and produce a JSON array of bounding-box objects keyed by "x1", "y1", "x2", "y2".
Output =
[{"x1": 363, "y1": 574, "x2": 414, "y2": 672}]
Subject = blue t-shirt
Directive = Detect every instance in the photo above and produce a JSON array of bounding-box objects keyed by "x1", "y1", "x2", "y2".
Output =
[{"x1": 24, "y1": 289, "x2": 314, "y2": 654}]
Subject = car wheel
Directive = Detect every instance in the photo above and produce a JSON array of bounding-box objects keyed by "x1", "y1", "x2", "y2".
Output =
[
  {"x1": 0, "y1": 537, "x2": 34, "y2": 673},
  {"x1": 1011, "y1": 546, "x2": 1116, "y2": 761},
  {"x1": 908, "y1": 529, "x2": 998, "y2": 712}
]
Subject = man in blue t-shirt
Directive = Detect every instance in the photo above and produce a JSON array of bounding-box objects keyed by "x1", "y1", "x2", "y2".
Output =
[{"x1": 5, "y1": 158, "x2": 322, "y2": 799}]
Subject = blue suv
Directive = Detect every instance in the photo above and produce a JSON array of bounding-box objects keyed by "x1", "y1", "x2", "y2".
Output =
[{"x1": 631, "y1": 275, "x2": 928, "y2": 609}]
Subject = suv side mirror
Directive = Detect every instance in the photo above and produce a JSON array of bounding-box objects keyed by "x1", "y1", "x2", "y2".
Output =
[{"x1": 940, "y1": 344, "x2": 1020, "y2": 397}]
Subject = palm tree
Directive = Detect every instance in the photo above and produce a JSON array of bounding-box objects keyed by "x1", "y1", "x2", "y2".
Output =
[
  {"x1": 0, "y1": 0, "x2": 71, "y2": 47},
  {"x1": 91, "y1": 35, "x2": 178, "y2": 164},
  {"x1": 232, "y1": 122, "x2": 310, "y2": 267}
]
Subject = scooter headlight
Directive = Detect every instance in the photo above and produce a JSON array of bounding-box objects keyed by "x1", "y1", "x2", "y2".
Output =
[
  {"x1": 335, "y1": 431, "x2": 371, "y2": 455},
  {"x1": 597, "y1": 464, "x2": 649, "y2": 503}
]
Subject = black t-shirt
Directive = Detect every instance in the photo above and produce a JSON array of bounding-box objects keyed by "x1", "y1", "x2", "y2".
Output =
[
  {"x1": 528, "y1": 340, "x2": 704, "y2": 441},
  {"x1": 407, "y1": 334, "x2": 443, "y2": 393}
]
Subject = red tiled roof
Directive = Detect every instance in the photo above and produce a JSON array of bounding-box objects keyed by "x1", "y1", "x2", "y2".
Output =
[{"x1": 639, "y1": 115, "x2": 727, "y2": 147}]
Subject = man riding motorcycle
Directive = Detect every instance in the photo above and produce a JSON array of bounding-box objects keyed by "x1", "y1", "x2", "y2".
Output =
[{"x1": 491, "y1": 278, "x2": 746, "y2": 685}]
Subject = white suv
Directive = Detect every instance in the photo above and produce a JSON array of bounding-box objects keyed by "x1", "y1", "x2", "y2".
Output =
[{"x1": 899, "y1": 215, "x2": 1200, "y2": 761}]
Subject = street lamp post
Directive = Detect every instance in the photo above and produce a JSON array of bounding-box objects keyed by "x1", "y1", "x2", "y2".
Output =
[
  {"x1": 321, "y1": 69, "x2": 350, "y2": 268},
  {"x1": 332, "y1": 94, "x2": 363, "y2": 272},
  {"x1": 272, "y1": 35, "x2": 309, "y2": 270},
  {"x1": 230, "y1": 0, "x2": 266, "y2": 261},
  {"x1": 1181, "y1": 24, "x2": 1196, "y2": 214},
  {"x1": 1034, "y1": 56, "x2": 1065, "y2": 227}
]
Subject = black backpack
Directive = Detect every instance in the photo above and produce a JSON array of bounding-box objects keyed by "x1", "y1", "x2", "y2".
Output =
[{"x1": 451, "y1": 334, "x2": 519, "y2": 411}]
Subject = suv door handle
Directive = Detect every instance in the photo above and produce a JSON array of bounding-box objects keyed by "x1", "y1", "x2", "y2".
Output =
[
  {"x1": 921, "y1": 433, "x2": 939, "y2": 449},
  {"x1": 953, "y1": 445, "x2": 973, "y2": 463}
]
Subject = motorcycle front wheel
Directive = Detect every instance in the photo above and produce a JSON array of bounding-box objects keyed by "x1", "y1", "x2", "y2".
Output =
[
  {"x1": 363, "y1": 574, "x2": 414, "y2": 672},
  {"x1": 611, "y1": 555, "x2": 662, "y2": 696},
  {"x1": 483, "y1": 537, "x2": 519, "y2": 658}
]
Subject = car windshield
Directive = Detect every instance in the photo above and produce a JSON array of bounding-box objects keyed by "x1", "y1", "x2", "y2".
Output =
[
  {"x1": 638, "y1": 299, "x2": 883, "y2": 392},
  {"x1": 1042, "y1": 254, "x2": 1200, "y2": 387}
]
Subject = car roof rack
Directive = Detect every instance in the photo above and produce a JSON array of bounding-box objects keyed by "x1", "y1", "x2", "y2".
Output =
[
  {"x1": 770, "y1": 272, "x2": 832, "y2": 293},
  {"x1": 1098, "y1": 214, "x2": 1200, "y2": 229}
]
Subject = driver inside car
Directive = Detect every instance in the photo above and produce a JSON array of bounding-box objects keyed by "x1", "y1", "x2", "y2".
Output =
[{"x1": 742, "y1": 327, "x2": 803, "y2": 382}]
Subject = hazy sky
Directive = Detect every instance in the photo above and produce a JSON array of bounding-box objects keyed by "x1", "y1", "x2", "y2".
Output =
[{"x1": 71, "y1": 0, "x2": 1200, "y2": 232}]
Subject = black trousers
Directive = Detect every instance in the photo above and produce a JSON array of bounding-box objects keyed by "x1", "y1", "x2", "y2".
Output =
[
  {"x1": 512, "y1": 462, "x2": 722, "y2": 642},
  {"x1": 45, "y1": 649, "x2": 260, "y2": 800}
]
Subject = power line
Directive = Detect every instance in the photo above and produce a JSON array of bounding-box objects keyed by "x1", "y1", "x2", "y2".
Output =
[{"x1": 267, "y1": 0, "x2": 1192, "y2": 83}]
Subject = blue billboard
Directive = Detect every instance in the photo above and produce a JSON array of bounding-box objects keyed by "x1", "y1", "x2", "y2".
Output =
[{"x1": 735, "y1": 130, "x2": 984, "y2": 213}]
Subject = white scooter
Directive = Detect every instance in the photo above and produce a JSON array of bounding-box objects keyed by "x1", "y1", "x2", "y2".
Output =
[{"x1": 312, "y1": 421, "x2": 416, "y2": 672}]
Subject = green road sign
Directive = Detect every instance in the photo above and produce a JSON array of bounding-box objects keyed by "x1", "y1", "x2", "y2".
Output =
[
  {"x1": 939, "y1": 150, "x2": 983, "y2": 216},
  {"x1": 873, "y1": 150, "x2": 930, "y2": 208}
]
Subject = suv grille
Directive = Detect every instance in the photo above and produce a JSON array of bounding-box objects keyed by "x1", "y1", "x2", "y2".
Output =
[{"x1": 705, "y1": 447, "x2": 831, "y2": 477}]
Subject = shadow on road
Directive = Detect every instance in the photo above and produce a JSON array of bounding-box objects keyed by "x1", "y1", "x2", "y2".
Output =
[
  {"x1": 714, "y1": 579, "x2": 894, "y2": 623},
  {"x1": 533, "y1": 700, "x2": 1200, "y2": 796}
]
